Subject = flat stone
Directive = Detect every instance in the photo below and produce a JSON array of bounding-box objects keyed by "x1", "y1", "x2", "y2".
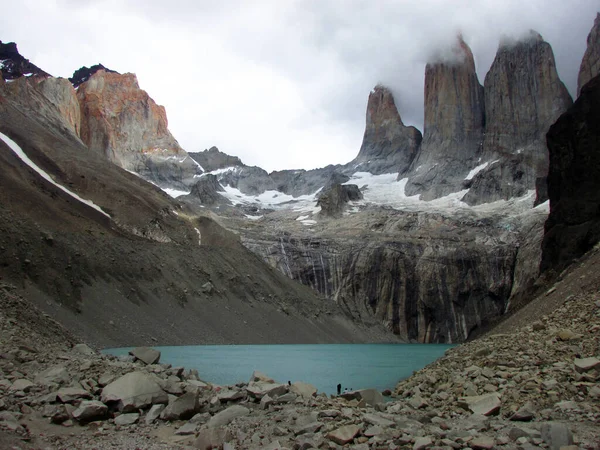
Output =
[
  {"x1": 114, "y1": 413, "x2": 139, "y2": 426},
  {"x1": 249, "y1": 370, "x2": 275, "y2": 383},
  {"x1": 317, "y1": 409, "x2": 341, "y2": 418},
  {"x1": 217, "y1": 389, "x2": 245, "y2": 402},
  {"x1": 160, "y1": 391, "x2": 201, "y2": 421},
  {"x1": 294, "y1": 421, "x2": 323, "y2": 436},
  {"x1": 471, "y1": 436, "x2": 495, "y2": 449},
  {"x1": 556, "y1": 329, "x2": 581, "y2": 341},
  {"x1": 72, "y1": 344, "x2": 95, "y2": 355},
  {"x1": 175, "y1": 422, "x2": 198, "y2": 435},
  {"x1": 56, "y1": 387, "x2": 92, "y2": 403},
  {"x1": 246, "y1": 381, "x2": 287, "y2": 399},
  {"x1": 540, "y1": 423, "x2": 573, "y2": 450},
  {"x1": 327, "y1": 424, "x2": 361, "y2": 445},
  {"x1": 145, "y1": 404, "x2": 165, "y2": 424},
  {"x1": 101, "y1": 371, "x2": 168, "y2": 412},
  {"x1": 129, "y1": 346, "x2": 161, "y2": 365},
  {"x1": 206, "y1": 405, "x2": 250, "y2": 428},
  {"x1": 364, "y1": 425, "x2": 384, "y2": 437},
  {"x1": 194, "y1": 426, "x2": 232, "y2": 449},
  {"x1": 413, "y1": 436, "x2": 433, "y2": 450},
  {"x1": 290, "y1": 381, "x2": 317, "y2": 398},
  {"x1": 458, "y1": 393, "x2": 501, "y2": 416},
  {"x1": 72, "y1": 400, "x2": 108, "y2": 423},
  {"x1": 363, "y1": 412, "x2": 394, "y2": 427},
  {"x1": 10, "y1": 379, "x2": 34, "y2": 392},
  {"x1": 510, "y1": 404, "x2": 535, "y2": 422},
  {"x1": 573, "y1": 357, "x2": 600, "y2": 373},
  {"x1": 35, "y1": 365, "x2": 70, "y2": 386}
]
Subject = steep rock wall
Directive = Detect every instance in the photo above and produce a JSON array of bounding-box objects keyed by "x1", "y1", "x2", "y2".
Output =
[
  {"x1": 241, "y1": 210, "x2": 540, "y2": 343},
  {"x1": 350, "y1": 85, "x2": 421, "y2": 175},
  {"x1": 404, "y1": 36, "x2": 485, "y2": 200},
  {"x1": 77, "y1": 70, "x2": 201, "y2": 189},
  {"x1": 464, "y1": 32, "x2": 572, "y2": 205},
  {"x1": 577, "y1": 13, "x2": 600, "y2": 95}
]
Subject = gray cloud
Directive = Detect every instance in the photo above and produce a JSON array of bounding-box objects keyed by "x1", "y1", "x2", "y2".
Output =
[{"x1": 1, "y1": 1, "x2": 598, "y2": 171}]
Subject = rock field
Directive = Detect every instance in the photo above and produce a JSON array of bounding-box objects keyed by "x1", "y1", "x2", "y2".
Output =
[{"x1": 1, "y1": 242, "x2": 599, "y2": 449}]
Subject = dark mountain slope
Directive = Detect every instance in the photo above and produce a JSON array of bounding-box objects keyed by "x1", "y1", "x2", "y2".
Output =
[{"x1": 0, "y1": 77, "x2": 393, "y2": 348}]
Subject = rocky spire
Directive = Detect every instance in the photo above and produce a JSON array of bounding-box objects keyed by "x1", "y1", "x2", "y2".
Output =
[
  {"x1": 577, "y1": 13, "x2": 600, "y2": 96},
  {"x1": 404, "y1": 35, "x2": 485, "y2": 200},
  {"x1": 463, "y1": 31, "x2": 572, "y2": 205},
  {"x1": 350, "y1": 85, "x2": 421, "y2": 175},
  {"x1": 76, "y1": 70, "x2": 201, "y2": 189}
]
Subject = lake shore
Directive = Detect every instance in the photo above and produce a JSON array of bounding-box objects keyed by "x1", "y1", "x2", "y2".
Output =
[{"x1": 1, "y1": 248, "x2": 599, "y2": 449}]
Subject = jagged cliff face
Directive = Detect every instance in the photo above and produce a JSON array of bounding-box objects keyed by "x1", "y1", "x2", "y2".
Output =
[
  {"x1": 0, "y1": 41, "x2": 50, "y2": 80},
  {"x1": 77, "y1": 70, "x2": 201, "y2": 189},
  {"x1": 240, "y1": 208, "x2": 546, "y2": 343},
  {"x1": 404, "y1": 36, "x2": 485, "y2": 200},
  {"x1": 350, "y1": 85, "x2": 421, "y2": 175},
  {"x1": 542, "y1": 74, "x2": 600, "y2": 275},
  {"x1": 578, "y1": 13, "x2": 600, "y2": 95},
  {"x1": 463, "y1": 32, "x2": 572, "y2": 205}
]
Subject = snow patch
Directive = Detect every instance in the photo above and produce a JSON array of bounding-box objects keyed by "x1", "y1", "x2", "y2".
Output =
[
  {"x1": 162, "y1": 188, "x2": 190, "y2": 198},
  {"x1": 0, "y1": 132, "x2": 111, "y2": 218},
  {"x1": 464, "y1": 160, "x2": 499, "y2": 180},
  {"x1": 300, "y1": 219, "x2": 317, "y2": 226},
  {"x1": 244, "y1": 214, "x2": 263, "y2": 221},
  {"x1": 194, "y1": 227, "x2": 202, "y2": 245}
]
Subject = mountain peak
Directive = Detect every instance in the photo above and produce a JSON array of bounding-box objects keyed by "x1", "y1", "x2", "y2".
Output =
[
  {"x1": 0, "y1": 41, "x2": 51, "y2": 80},
  {"x1": 69, "y1": 64, "x2": 119, "y2": 88}
]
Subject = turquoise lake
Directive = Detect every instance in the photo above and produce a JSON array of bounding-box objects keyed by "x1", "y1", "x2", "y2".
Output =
[{"x1": 103, "y1": 344, "x2": 452, "y2": 396}]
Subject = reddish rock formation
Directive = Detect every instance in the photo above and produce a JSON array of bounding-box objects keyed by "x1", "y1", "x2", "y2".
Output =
[
  {"x1": 463, "y1": 31, "x2": 572, "y2": 205},
  {"x1": 577, "y1": 13, "x2": 600, "y2": 96},
  {"x1": 77, "y1": 70, "x2": 201, "y2": 188},
  {"x1": 405, "y1": 35, "x2": 485, "y2": 200},
  {"x1": 351, "y1": 85, "x2": 421, "y2": 175}
]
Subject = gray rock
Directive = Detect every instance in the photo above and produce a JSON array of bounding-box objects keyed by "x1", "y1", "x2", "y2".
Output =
[
  {"x1": 217, "y1": 389, "x2": 245, "y2": 402},
  {"x1": 457, "y1": 393, "x2": 501, "y2": 416},
  {"x1": 573, "y1": 357, "x2": 600, "y2": 373},
  {"x1": 246, "y1": 381, "x2": 287, "y2": 399},
  {"x1": 194, "y1": 426, "x2": 233, "y2": 450},
  {"x1": 363, "y1": 412, "x2": 394, "y2": 427},
  {"x1": 129, "y1": 346, "x2": 161, "y2": 365},
  {"x1": 510, "y1": 404, "x2": 535, "y2": 422},
  {"x1": 289, "y1": 381, "x2": 317, "y2": 399},
  {"x1": 327, "y1": 424, "x2": 361, "y2": 445},
  {"x1": 72, "y1": 400, "x2": 108, "y2": 422},
  {"x1": 145, "y1": 404, "x2": 165, "y2": 424},
  {"x1": 9, "y1": 379, "x2": 34, "y2": 392},
  {"x1": 56, "y1": 387, "x2": 92, "y2": 403},
  {"x1": 413, "y1": 436, "x2": 433, "y2": 450},
  {"x1": 206, "y1": 405, "x2": 250, "y2": 428},
  {"x1": 540, "y1": 423, "x2": 573, "y2": 450},
  {"x1": 101, "y1": 371, "x2": 168, "y2": 412},
  {"x1": 114, "y1": 413, "x2": 139, "y2": 426},
  {"x1": 160, "y1": 391, "x2": 201, "y2": 421},
  {"x1": 35, "y1": 365, "x2": 70, "y2": 386},
  {"x1": 471, "y1": 436, "x2": 495, "y2": 449},
  {"x1": 72, "y1": 343, "x2": 95, "y2": 355},
  {"x1": 175, "y1": 422, "x2": 198, "y2": 435}
]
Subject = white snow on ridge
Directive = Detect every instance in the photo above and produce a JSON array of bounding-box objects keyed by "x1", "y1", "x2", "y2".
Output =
[
  {"x1": 220, "y1": 185, "x2": 319, "y2": 210},
  {"x1": 465, "y1": 160, "x2": 499, "y2": 181},
  {"x1": 162, "y1": 187, "x2": 190, "y2": 198},
  {"x1": 0, "y1": 132, "x2": 111, "y2": 218}
]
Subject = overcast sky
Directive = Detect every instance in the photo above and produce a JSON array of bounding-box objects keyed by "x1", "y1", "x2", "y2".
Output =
[{"x1": 2, "y1": 1, "x2": 598, "y2": 171}]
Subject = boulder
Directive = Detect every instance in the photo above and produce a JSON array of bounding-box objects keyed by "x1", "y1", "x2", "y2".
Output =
[
  {"x1": 9, "y1": 379, "x2": 34, "y2": 392},
  {"x1": 246, "y1": 381, "x2": 287, "y2": 400},
  {"x1": 216, "y1": 389, "x2": 245, "y2": 402},
  {"x1": 100, "y1": 372, "x2": 168, "y2": 412},
  {"x1": 114, "y1": 413, "x2": 139, "y2": 426},
  {"x1": 206, "y1": 405, "x2": 250, "y2": 428},
  {"x1": 355, "y1": 388, "x2": 384, "y2": 406},
  {"x1": 72, "y1": 400, "x2": 108, "y2": 422},
  {"x1": 249, "y1": 370, "x2": 275, "y2": 383},
  {"x1": 72, "y1": 343, "x2": 95, "y2": 355},
  {"x1": 195, "y1": 426, "x2": 233, "y2": 450},
  {"x1": 327, "y1": 424, "x2": 361, "y2": 445},
  {"x1": 573, "y1": 357, "x2": 600, "y2": 373},
  {"x1": 35, "y1": 365, "x2": 70, "y2": 386},
  {"x1": 160, "y1": 391, "x2": 201, "y2": 421},
  {"x1": 289, "y1": 381, "x2": 317, "y2": 399},
  {"x1": 56, "y1": 387, "x2": 92, "y2": 403},
  {"x1": 471, "y1": 436, "x2": 495, "y2": 450},
  {"x1": 457, "y1": 393, "x2": 501, "y2": 416},
  {"x1": 540, "y1": 423, "x2": 573, "y2": 450},
  {"x1": 175, "y1": 422, "x2": 198, "y2": 435},
  {"x1": 144, "y1": 404, "x2": 165, "y2": 424},
  {"x1": 129, "y1": 346, "x2": 161, "y2": 365}
]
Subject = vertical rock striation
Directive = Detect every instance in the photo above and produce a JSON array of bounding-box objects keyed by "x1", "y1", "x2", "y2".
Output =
[
  {"x1": 541, "y1": 74, "x2": 600, "y2": 274},
  {"x1": 350, "y1": 85, "x2": 421, "y2": 175},
  {"x1": 577, "y1": 13, "x2": 600, "y2": 96},
  {"x1": 404, "y1": 36, "x2": 485, "y2": 200},
  {"x1": 463, "y1": 32, "x2": 572, "y2": 205},
  {"x1": 77, "y1": 70, "x2": 201, "y2": 189}
]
